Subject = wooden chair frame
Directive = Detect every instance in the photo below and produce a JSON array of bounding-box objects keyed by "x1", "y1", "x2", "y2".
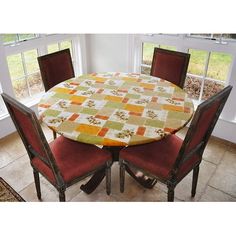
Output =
[
  {"x1": 150, "y1": 47, "x2": 190, "y2": 88},
  {"x1": 2, "y1": 93, "x2": 112, "y2": 201},
  {"x1": 120, "y1": 85, "x2": 232, "y2": 201}
]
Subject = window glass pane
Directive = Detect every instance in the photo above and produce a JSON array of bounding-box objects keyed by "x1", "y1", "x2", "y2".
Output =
[
  {"x1": 2, "y1": 34, "x2": 17, "y2": 44},
  {"x1": 142, "y1": 42, "x2": 159, "y2": 65},
  {"x1": 159, "y1": 45, "x2": 176, "y2": 51},
  {"x1": 28, "y1": 72, "x2": 44, "y2": 96},
  {"x1": 2, "y1": 34, "x2": 38, "y2": 45},
  {"x1": 60, "y1": 40, "x2": 72, "y2": 55},
  {"x1": 207, "y1": 52, "x2": 232, "y2": 81},
  {"x1": 222, "y1": 34, "x2": 236, "y2": 40},
  {"x1": 202, "y1": 79, "x2": 225, "y2": 101},
  {"x1": 18, "y1": 34, "x2": 36, "y2": 41},
  {"x1": 47, "y1": 43, "x2": 59, "y2": 53},
  {"x1": 7, "y1": 54, "x2": 24, "y2": 80},
  {"x1": 141, "y1": 66, "x2": 151, "y2": 75},
  {"x1": 189, "y1": 34, "x2": 212, "y2": 38},
  {"x1": 188, "y1": 49, "x2": 208, "y2": 76},
  {"x1": 13, "y1": 78, "x2": 29, "y2": 100},
  {"x1": 24, "y1": 49, "x2": 39, "y2": 74},
  {"x1": 184, "y1": 75, "x2": 202, "y2": 100}
]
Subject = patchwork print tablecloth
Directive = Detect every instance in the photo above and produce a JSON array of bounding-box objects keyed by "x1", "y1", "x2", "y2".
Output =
[{"x1": 38, "y1": 72, "x2": 194, "y2": 146}]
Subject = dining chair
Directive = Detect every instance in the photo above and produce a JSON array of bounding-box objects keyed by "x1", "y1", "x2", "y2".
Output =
[
  {"x1": 2, "y1": 93, "x2": 112, "y2": 202},
  {"x1": 37, "y1": 48, "x2": 75, "y2": 139},
  {"x1": 150, "y1": 47, "x2": 190, "y2": 88},
  {"x1": 119, "y1": 85, "x2": 232, "y2": 201}
]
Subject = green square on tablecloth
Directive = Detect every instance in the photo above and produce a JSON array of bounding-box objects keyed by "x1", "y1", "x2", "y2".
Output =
[
  {"x1": 90, "y1": 93, "x2": 106, "y2": 100},
  {"x1": 104, "y1": 101, "x2": 125, "y2": 109},
  {"x1": 127, "y1": 115, "x2": 146, "y2": 126},
  {"x1": 52, "y1": 93, "x2": 72, "y2": 100},
  {"x1": 75, "y1": 86, "x2": 89, "y2": 91},
  {"x1": 80, "y1": 108, "x2": 98, "y2": 115},
  {"x1": 57, "y1": 120, "x2": 79, "y2": 133},
  {"x1": 145, "y1": 119, "x2": 164, "y2": 128},
  {"x1": 167, "y1": 111, "x2": 192, "y2": 120},
  {"x1": 43, "y1": 109, "x2": 61, "y2": 117},
  {"x1": 125, "y1": 93, "x2": 140, "y2": 99},
  {"x1": 104, "y1": 120, "x2": 124, "y2": 130},
  {"x1": 77, "y1": 133, "x2": 103, "y2": 145}
]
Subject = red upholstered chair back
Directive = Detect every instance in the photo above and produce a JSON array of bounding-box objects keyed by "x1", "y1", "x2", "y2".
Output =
[
  {"x1": 150, "y1": 48, "x2": 190, "y2": 88},
  {"x1": 1, "y1": 93, "x2": 63, "y2": 185},
  {"x1": 38, "y1": 49, "x2": 75, "y2": 91},
  {"x1": 174, "y1": 85, "x2": 232, "y2": 174}
]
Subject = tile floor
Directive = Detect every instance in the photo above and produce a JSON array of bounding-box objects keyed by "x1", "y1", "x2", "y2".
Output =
[{"x1": 0, "y1": 124, "x2": 236, "y2": 202}]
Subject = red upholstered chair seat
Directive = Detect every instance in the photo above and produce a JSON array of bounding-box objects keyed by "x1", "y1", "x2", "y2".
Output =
[
  {"x1": 120, "y1": 135, "x2": 200, "y2": 181},
  {"x1": 32, "y1": 136, "x2": 111, "y2": 184}
]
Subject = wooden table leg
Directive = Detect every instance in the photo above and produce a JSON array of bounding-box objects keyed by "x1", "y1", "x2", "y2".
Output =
[{"x1": 80, "y1": 168, "x2": 106, "y2": 194}]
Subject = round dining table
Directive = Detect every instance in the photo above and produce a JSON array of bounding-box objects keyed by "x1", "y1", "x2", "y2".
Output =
[{"x1": 38, "y1": 72, "x2": 194, "y2": 192}]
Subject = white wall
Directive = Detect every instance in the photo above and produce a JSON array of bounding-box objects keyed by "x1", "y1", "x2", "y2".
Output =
[{"x1": 85, "y1": 34, "x2": 131, "y2": 73}]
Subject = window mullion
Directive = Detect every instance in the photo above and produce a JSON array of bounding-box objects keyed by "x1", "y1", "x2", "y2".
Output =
[
  {"x1": 21, "y1": 52, "x2": 32, "y2": 97},
  {"x1": 198, "y1": 51, "x2": 210, "y2": 101}
]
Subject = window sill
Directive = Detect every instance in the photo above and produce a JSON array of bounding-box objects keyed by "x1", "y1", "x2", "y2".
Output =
[{"x1": 0, "y1": 92, "x2": 44, "y2": 121}]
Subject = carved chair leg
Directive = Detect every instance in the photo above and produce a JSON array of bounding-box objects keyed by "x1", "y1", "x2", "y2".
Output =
[
  {"x1": 33, "y1": 170, "x2": 41, "y2": 200},
  {"x1": 53, "y1": 130, "x2": 57, "y2": 140},
  {"x1": 191, "y1": 165, "x2": 200, "y2": 198},
  {"x1": 59, "y1": 190, "x2": 65, "y2": 202},
  {"x1": 120, "y1": 161, "x2": 125, "y2": 193},
  {"x1": 106, "y1": 163, "x2": 111, "y2": 195},
  {"x1": 167, "y1": 184, "x2": 175, "y2": 202}
]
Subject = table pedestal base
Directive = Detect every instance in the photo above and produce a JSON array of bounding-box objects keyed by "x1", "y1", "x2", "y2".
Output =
[{"x1": 80, "y1": 146, "x2": 157, "y2": 194}]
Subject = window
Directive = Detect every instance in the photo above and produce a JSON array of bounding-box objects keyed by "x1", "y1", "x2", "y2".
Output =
[
  {"x1": 186, "y1": 49, "x2": 232, "y2": 101},
  {"x1": 141, "y1": 42, "x2": 176, "y2": 74},
  {"x1": 1, "y1": 35, "x2": 78, "y2": 103},
  {"x1": 47, "y1": 40, "x2": 73, "y2": 55},
  {"x1": 2, "y1": 34, "x2": 39, "y2": 45},
  {"x1": 7, "y1": 49, "x2": 43, "y2": 101},
  {"x1": 140, "y1": 35, "x2": 232, "y2": 102}
]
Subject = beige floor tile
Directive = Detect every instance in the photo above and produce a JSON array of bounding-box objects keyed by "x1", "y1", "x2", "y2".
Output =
[
  {"x1": 199, "y1": 186, "x2": 236, "y2": 202},
  {"x1": 209, "y1": 167, "x2": 236, "y2": 197},
  {"x1": 0, "y1": 132, "x2": 26, "y2": 159},
  {"x1": 175, "y1": 160, "x2": 216, "y2": 201},
  {"x1": 0, "y1": 147, "x2": 13, "y2": 168},
  {"x1": 0, "y1": 155, "x2": 33, "y2": 192},
  {"x1": 217, "y1": 151, "x2": 236, "y2": 176},
  {"x1": 203, "y1": 139, "x2": 228, "y2": 165},
  {"x1": 20, "y1": 176, "x2": 84, "y2": 202}
]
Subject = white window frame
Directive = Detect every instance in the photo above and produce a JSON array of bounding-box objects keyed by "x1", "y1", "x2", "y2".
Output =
[
  {"x1": 131, "y1": 34, "x2": 236, "y2": 123},
  {"x1": 0, "y1": 34, "x2": 87, "y2": 118}
]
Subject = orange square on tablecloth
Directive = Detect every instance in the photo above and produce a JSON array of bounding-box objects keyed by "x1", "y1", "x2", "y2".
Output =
[
  {"x1": 70, "y1": 95, "x2": 87, "y2": 103},
  {"x1": 105, "y1": 95, "x2": 123, "y2": 103},
  {"x1": 53, "y1": 88, "x2": 72, "y2": 94},
  {"x1": 103, "y1": 138, "x2": 126, "y2": 146},
  {"x1": 162, "y1": 104, "x2": 184, "y2": 112},
  {"x1": 140, "y1": 83, "x2": 155, "y2": 89},
  {"x1": 76, "y1": 124, "x2": 101, "y2": 135},
  {"x1": 94, "y1": 77, "x2": 106, "y2": 83},
  {"x1": 125, "y1": 104, "x2": 144, "y2": 113}
]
